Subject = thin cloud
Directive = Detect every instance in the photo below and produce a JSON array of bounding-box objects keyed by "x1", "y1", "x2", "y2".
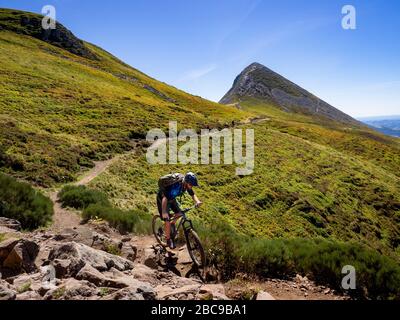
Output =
[{"x1": 176, "y1": 64, "x2": 217, "y2": 83}]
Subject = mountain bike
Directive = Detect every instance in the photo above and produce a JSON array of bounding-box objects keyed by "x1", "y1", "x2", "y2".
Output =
[{"x1": 152, "y1": 205, "x2": 206, "y2": 268}]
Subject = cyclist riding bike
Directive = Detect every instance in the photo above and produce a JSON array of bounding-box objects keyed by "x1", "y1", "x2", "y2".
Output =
[{"x1": 157, "y1": 172, "x2": 202, "y2": 249}]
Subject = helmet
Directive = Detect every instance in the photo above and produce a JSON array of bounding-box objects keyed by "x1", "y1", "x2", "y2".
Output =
[{"x1": 184, "y1": 172, "x2": 199, "y2": 186}]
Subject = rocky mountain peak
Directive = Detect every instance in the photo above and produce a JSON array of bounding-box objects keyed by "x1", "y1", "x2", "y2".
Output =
[{"x1": 220, "y1": 62, "x2": 358, "y2": 124}]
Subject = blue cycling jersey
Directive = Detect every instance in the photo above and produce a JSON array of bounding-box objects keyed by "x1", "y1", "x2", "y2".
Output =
[{"x1": 163, "y1": 181, "x2": 194, "y2": 200}]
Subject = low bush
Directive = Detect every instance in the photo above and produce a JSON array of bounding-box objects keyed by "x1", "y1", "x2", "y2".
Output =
[
  {"x1": 59, "y1": 185, "x2": 151, "y2": 234},
  {"x1": 198, "y1": 218, "x2": 400, "y2": 300},
  {"x1": 58, "y1": 185, "x2": 110, "y2": 210},
  {"x1": 82, "y1": 203, "x2": 152, "y2": 235},
  {"x1": 0, "y1": 173, "x2": 53, "y2": 229}
]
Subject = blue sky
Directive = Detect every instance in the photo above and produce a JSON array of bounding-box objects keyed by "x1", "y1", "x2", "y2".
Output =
[{"x1": 1, "y1": 0, "x2": 399, "y2": 117}]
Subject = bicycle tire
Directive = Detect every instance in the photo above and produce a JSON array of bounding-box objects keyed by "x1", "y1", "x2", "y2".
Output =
[
  {"x1": 152, "y1": 215, "x2": 168, "y2": 247},
  {"x1": 185, "y1": 229, "x2": 206, "y2": 268}
]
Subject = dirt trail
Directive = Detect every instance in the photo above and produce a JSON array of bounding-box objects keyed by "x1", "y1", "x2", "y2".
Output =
[
  {"x1": 75, "y1": 158, "x2": 118, "y2": 186},
  {"x1": 49, "y1": 142, "x2": 139, "y2": 231},
  {"x1": 49, "y1": 156, "x2": 133, "y2": 231},
  {"x1": 49, "y1": 191, "x2": 81, "y2": 232},
  {"x1": 49, "y1": 157, "x2": 120, "y2": 232}
]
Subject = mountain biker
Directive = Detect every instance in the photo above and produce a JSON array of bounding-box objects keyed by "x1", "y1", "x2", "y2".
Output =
[{"x1": 157, "y1": 172, "x2": 202, "y2": 249}]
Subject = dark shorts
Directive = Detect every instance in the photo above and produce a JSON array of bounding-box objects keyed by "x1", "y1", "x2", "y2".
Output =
[{"x1": 156, "y1": 191, "x2": 181, "y2": 220}]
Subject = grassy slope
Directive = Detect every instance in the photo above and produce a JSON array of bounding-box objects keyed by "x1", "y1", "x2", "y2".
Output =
[
  {"x1": 238, "y1": 98, "x2": 400, "y2": 177},
  {"x1": 89, "y1": 103, "x2": 400, "y2": 260},
  {"x1": 0, "y1": 25, "x2": 249, "y2": 186}
]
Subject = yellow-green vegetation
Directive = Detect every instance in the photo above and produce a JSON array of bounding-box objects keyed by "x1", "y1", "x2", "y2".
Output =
[
  {"x1": 99, "y1": 288, "x2": 111, "y2": 297},
  {"x1": 51, "y1": 287, "x2": 66, "y2": 299},
  {"x1": 17, "y1": 281, "x2": 31, "y2": 294},
  {"x1": 238, "y1": 98, "x2": 400, "y2": 178},
  {"x1": 103, "y1": 243, "x2": 121, "y2": 256},
  {"x1": 0, "y1": 8, "x2": 249, "y2": 186},
  {"x1": 0, "y1": 233, "x2": 5, "y2": 242},
  {"x1": 90, "y1": 120, "x2": 400, "y2": 258}
]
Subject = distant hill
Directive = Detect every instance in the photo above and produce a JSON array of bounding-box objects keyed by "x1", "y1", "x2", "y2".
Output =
[
  {"x1": 220, "y1": 62, "x2": 358, "y2": 124},
  {"x1": 359, "y1": 116, "x2": 400, "y2": 137}
]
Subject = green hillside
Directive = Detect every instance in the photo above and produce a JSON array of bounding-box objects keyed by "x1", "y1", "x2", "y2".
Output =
[
  {"x1": 89, "y1": 118, "x2": 400, "y2": 258},
  {"x1": 0, "y1": 8, "x2": 249, "y2": 186},
  {"x1": 237, "y1": 98, "x2": 400, "y2": 177}
]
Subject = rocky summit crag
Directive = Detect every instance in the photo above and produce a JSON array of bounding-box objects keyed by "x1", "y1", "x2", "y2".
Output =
[{"x1": 220, "y1": 62, "x2": 357, "y2": 124}]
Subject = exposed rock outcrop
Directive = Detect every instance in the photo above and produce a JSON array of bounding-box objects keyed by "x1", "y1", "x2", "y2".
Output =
[
  {"x1": 48, "y1": 242, "x2": 134, "y2": 275},
  {"x1": 0, "y1": 9, "x2": 97, "y2": 59}
]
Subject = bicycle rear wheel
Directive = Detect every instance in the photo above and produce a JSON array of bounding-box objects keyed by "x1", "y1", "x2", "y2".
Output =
[
  {"x1": 152, "y1": 215, "x2": 168, "y2": 247},
  {"x1": 185, "y1": 229, "x2": 206, "y2": 268}
]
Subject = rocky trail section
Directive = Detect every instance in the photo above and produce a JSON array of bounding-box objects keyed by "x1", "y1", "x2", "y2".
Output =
[
  {"x1": 0, "y1": 221, "x2": 230, "y2": 300},
  {"x1": 0, "y1": 217, "x2": 347, "y2": 301}
]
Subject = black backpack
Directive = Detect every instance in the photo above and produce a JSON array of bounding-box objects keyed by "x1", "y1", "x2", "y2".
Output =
[{"x1": 158, "y1": 173, "x2": 184, "y2": 191}]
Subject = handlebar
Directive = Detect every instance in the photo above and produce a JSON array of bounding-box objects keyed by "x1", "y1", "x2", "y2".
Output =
[
  {"x1": 164, "y1": 205, "x2": 198, "y2": 222},
  {"x1": 181, "y1": 204, "x2": 197, "y2": 213}
]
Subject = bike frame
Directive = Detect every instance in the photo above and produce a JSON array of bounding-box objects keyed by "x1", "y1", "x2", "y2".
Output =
[{"x1": 168, "y1": 205, "x2": 196, "y2": 238}]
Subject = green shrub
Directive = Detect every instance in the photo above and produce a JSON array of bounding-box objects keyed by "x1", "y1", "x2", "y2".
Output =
[
  {"x1": 58, "y1": 185, "x2": 110, "y2": 210},
  {"x1": 0, "y1": 173, "x2": 53, "y2": 229},
  {"x1": 198, "y1": 218, "x2": 400, "y2": 300},
  {"x1": 17, "y1": 282, "x2": 32, "y2": 294},
  {"x1": 82, "y1": 203, "x2": 152, "y2": 234},
  {"x1": 59, "y1": 185, "x2": 152, "y2": 235}
]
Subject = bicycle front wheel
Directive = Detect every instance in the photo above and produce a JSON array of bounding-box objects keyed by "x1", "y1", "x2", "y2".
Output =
[
  {"x1": 185, "y1": 229, "x2": 206, "y2": 268},
  {"x1": 152, "y1": 215, "x2": 168, "y2": 247}
]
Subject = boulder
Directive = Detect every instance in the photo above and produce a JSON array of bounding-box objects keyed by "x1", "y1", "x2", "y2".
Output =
[
  {"x1": 143, "y1": 248, "x2": 158, "y2": 269},
  {"x1": 101, "y1": 288, "x2": 144, "y2": 300},
  {"x1": 51, "y1": 258, "x2": 84, "y2": 278},
  {"x1": 121, "y1": 237, "x2": 132, "y2": 243},
  {"x1": 48, "y1": 242, "x2": 134, "y2": 274},
  {"x1": 0, "y1": 280, "x2": 16, "y2": 300},
  {"x1": 156, "y1": 284, "x2": 201, "y2": 300},
  {"x1": 1, "y1": 239, "x2": 39, "y2": 273},
  {"x1": 167, "y1": 274, "x2": 203, "y2": 288},
  {"x1": 177, "y1": 247, "x2": 193, "y2": 265},
  {"x1": 101, "y1": 280, "x2": 156, "y2": 300},
  {"x1": 130, "y1": 263, "x2": 159, "y2": 285},
  {"x1": 17, "y1": 291, "x2": 42, "y2": 300},
  {"x1": 0, "y1": 226, "x2": 19, "y2": 234},
  {"x1": 76, "y1": 264, "x2": 125, "y2": 288},
  {"x1": 52, "y1": 228, "x2": 80, "y2": 242},
  {"x1": 0, "y1": 238, "x2": 19, "y2": 261},
  {"x1": 12, "y1": 274, "x2": 35, "y2": 293},
  {"x1": 198, "y1": 284, "x2": 230, "y2": 300},
  {"x1": 256, "y1": 290, "x2": 275, "y2": 300},
  {"x1": 44, "y1": 279, "x2": 98, "y2": 300},
  {"x1": 120, "y1": 243, "x2": 137, "y2": 262},
  {"x1": 0, "y1": 217, "x2": 21, "y2": 231}
]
